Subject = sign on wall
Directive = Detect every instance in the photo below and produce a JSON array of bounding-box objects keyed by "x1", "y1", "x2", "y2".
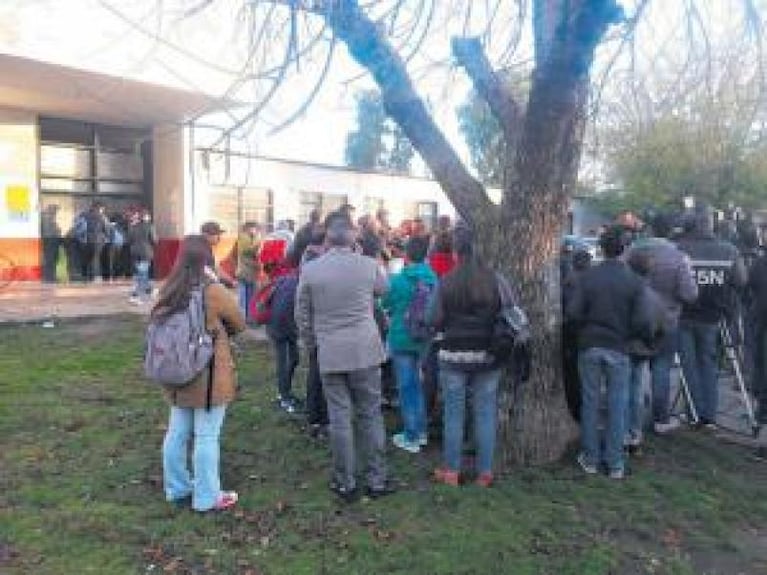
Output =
[{"x1": 5, "y1": 184, "x2": 31, "y2": 223}]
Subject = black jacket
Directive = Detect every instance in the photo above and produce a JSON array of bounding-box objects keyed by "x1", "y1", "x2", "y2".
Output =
[
  {"x1": 748, "y1": 253, "x2": 767, "y2": 329},
  {"x1": 128, "y1": 221, "x2": 157, "y2": 261},
  {"x1": 676, "y1": 233, "x2": 747, "y2": 324},
  {"x1": 566, "y1": 259, "x2": 652, "y2": 354}
]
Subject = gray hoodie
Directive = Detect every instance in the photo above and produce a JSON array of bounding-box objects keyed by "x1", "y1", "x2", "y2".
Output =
[{"x1": 625, "y1": 237, "x2": 698, "y2": 328}]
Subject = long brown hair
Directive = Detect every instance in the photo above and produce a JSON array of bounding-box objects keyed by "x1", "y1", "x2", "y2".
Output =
[
  {"x1": 440, "y1": 224, "x2": 498, "y2": 313},
  {"x1": 151, "y1": 234, "x2": 213, "y2": 319}
]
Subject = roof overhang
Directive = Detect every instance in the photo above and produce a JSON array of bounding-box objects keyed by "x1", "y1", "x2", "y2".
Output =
[{"x1": 0, "y1": 53, "x2": 235, "y2": 127}]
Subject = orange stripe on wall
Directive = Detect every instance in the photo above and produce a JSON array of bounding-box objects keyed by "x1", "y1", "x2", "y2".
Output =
[{"x1": 0, "y1": 238, "x2": 41, "y2": 281}]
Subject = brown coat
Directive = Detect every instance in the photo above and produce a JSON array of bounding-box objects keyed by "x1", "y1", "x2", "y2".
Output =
[{"x1": 165, "y1": 282, "x2": 247, "y2": 408}]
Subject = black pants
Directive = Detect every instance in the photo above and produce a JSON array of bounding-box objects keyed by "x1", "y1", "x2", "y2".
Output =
[
  {"x1": 79, "y1": 242, "x2": 104, "y2": 281},
  {"x1": 41, "y1": 237, "x2": 60, "y2": 282},
  {"x1": 305, "y1": 347, "x2": 328, "y2": 425},
  {"x1": 272, "y1": 336, "x2": 299, "y2": 400}
]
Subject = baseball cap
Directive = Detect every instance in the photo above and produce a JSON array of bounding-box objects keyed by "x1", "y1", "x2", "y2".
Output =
[{"x1": 201, "y1": 221, "x2": 225, "y2": 235}]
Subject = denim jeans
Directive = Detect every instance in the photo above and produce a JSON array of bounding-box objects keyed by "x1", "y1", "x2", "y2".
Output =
[
  {"x1": 132, "y1": 260, "x2": 151, "y2": 298},
  {"x1": 440, "y1": 365, "x2": 501, "y2": 475},
  {"x1": 578, "y1": 347, "x2": 630, "y2": 473},
  {"x1": 162, "y1": 404, "x2": 227, "y2": 511},
  {"x1": 392, "y1": 352, "x2": 426, "y2": 442},
  {"x1": 627, "y1": 358, "x2": 647, "y2": 439},
  {"x1": 238, "y1": 280, "x2": 255, "y2": 321},
  {"x1": 649, "y1": 329, "x2": 678, "y2": 424},
  {"x1": 273, "y1": 336, "x2": 299, "y2": 399},
  {"x1": 678, "y1": 320, "x2": 720, "y2": 422}
]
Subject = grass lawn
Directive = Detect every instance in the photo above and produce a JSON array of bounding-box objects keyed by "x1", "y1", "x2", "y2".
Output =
[{"x1": 1, "y1": 315, "x2": 767, "y2": 575}]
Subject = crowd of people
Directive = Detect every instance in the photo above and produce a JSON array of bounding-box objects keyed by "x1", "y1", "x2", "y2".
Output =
[
  {"x1": 563, "y1": 205, "x2": 767, "y2": 479},
  {"x1": 151, "y1": 207, "x2": 520, "y2": 511},
  {"x1": 148, "y1": 200, "x2": 767, "y2": 512},
  {"x1": 41, "y1": 201, "x2": 157, "y2": 291}
]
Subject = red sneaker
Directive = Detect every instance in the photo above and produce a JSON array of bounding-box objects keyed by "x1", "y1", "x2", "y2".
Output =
[
  {"x1": 474, "y1": 472, "x2": 494, "y2": 488},
  {"x1": 213, "y1": 491, "x2": 238, "y2": 511},
  {"x1": 433, "y1": 468, "x2": 460, "y2": 486}
]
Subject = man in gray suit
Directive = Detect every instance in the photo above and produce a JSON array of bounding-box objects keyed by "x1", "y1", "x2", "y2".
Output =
[{"x1": 295, "y1": 212, "x2": 394, "y2": 501}]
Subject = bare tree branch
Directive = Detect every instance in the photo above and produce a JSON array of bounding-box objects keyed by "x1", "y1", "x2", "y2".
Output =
[
  {"x1": 451, "y1": 36, "x2": 522, "y2": 140},
  {"x1": 317, "y1": 0, "x2": 495, "y2": 224}
]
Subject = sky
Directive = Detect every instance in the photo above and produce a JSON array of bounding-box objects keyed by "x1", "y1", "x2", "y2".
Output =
[
  {"x1": 0, "y1": 0, "x2": 762, "y2": 178},
  {"x1": 0, "y1": 0, "x2": 478, "y2": 169}
]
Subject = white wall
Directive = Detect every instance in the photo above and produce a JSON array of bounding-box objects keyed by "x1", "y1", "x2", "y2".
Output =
[{"x1": 194, "y1": 152, "x2": 466, "y2": 228}]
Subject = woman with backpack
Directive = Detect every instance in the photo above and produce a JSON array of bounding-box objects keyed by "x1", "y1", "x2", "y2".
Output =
[
  {"x1": 427, "y1": 224, "x2": 506, "y2": 487},
  {"x1": 152, "y1": 234, "x2": 247, "y2": 512},
  {"x1": 382, "y1": 235, "x2": 437, "y2": 454}
]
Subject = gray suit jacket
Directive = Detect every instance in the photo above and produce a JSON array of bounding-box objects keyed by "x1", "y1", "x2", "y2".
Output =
[{"x1": 295, "y1": 247, "x2": 387, "y2": 374}]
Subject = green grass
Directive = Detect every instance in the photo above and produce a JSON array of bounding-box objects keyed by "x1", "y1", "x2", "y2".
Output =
[{"x1": 2, "y1": 316, "x2": 767, "y2": 575}]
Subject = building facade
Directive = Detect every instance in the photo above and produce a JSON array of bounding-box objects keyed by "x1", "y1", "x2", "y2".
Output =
[{"x1": 0, "y1": 54, "x2": 601, "y2": 283}]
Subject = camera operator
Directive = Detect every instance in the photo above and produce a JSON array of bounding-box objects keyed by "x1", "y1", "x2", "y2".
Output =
[
  {"x1": 624, "y1": 213, "x2": 698, "y2": 438},
  {"x1": 747, "y1": 237, "x2": 767, "y2": 430},
  {"x1": 676, "y1": 206, "x2": 748, "y2": 428}
]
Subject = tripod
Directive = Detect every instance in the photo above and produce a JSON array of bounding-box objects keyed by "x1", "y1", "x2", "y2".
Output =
[
  {"x1": 719, "y1": 319, "x2": 760, "y2": 436},
  {"x1": 671, "y1": 320, "x2": 761, "y2": 436},
  {"x1": 671, "y1": 353, "x2": 699, "y2": 425}
]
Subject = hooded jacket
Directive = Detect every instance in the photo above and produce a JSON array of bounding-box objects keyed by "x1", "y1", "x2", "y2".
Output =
[
  {"x1": 382, "y1": 262, "x2": 437, "y2": 354},
  {"x1": 625, "y1": 237, "x2": 698, "y2": 328}
]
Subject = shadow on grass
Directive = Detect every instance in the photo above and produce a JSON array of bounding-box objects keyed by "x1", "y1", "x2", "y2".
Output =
[{"x1": 1, "y1": 316, "x2": 767, "y2": 575}]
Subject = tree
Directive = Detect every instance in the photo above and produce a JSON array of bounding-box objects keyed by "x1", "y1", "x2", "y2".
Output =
[
  {"x1": 597, "y1": 96, "x2": 767, "y2": 216},
  {"x1": 345, "y1": 89, "x2": 414, "y2": 174},
  {"x1": 313, "y1": 0, "x2": 625, "y2": 466},
  {"x1": 456, "y1": 91, "x2": 505, "y2": 186},
  {"x1": 345, "y1": 90, "x2": 387, "y2": 169},
  {"x1": 155, "y1": 0, "x2": 764, "y2": 467}
]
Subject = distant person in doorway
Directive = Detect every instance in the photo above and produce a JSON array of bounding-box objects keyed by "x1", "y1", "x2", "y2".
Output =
[
  {"x1": 40, "y1": 205, "x2": 62, "y2": 283},
  {"x1": 128, "y1": 208, "x2": 157, "y2": 304}
]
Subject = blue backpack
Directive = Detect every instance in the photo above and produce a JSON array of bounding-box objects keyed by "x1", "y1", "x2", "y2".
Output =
[{"x1": 404, "y1": 279, "x2": 435, "y2": 341}]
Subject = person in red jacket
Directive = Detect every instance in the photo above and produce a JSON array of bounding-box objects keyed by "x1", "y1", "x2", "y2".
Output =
[{"x1": 428, "y1": 215, "x2": 456, "y2": 278}]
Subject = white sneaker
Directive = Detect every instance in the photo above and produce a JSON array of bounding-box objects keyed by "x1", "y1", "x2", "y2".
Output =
[
  {"x1": 576, "y1": 453, "x2": 598, "y2": 475},
  {"x1": 392, "y1": 432, "x2": 420, "y2": 454},
  {"x1": 624, "y1": 431, "x2": 643, "y2": 448},
  {"x1": 128, "y1": 296, "x2": 141, "y2": 305},
  {"x1": 418, "y1": 433, "x2": 428, "y2": 447},
  {"x1": 654, "y1": 417, "x2": 681, "y2": 435}
]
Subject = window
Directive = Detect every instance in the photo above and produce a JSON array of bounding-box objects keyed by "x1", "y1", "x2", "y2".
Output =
[
  {"x1": 209, "y1": 186, "x2": 274, "y2": 234},
  {"x1": 364, "y1": 197, "x2": 386, "y2": 217},
  {"x1": 298, "y1": 191, "x2": 348, "y2": 224},
  {"x1": 39, "y1": 117, "x2": 149, "y2": 201},
  {"x1": 416, "y1": 201, "x2": 438, "y2": 231}
]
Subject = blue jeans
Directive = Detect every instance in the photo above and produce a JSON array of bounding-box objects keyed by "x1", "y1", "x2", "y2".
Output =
[
  {"x1": 238, "y1": 280, "x2": 255, "y2": 321},
  {"x1": 162, "y1": 404, "x2": 227, "y2": 511},
  {"x1": 650, "y1": 329, "x2": 678, "y2": 424},
  {"x1": 440, "y1": 365, "x2": 501, "y2": 475},
  {"x1": 132, "y1": 260, "x2": 151, "y2": 297},
  {"x1": 627, "y1": 358, "x2": 646, "y2": 439},
  {"x1": 678, "y1": 320, "x2": 720, "y2": 422},
  {"x1": 392, "y1": 352, "x2": 426, "y2": 442},
  {"x1": 578, "y1": 347, "x2": 630, "y2": 473}
]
